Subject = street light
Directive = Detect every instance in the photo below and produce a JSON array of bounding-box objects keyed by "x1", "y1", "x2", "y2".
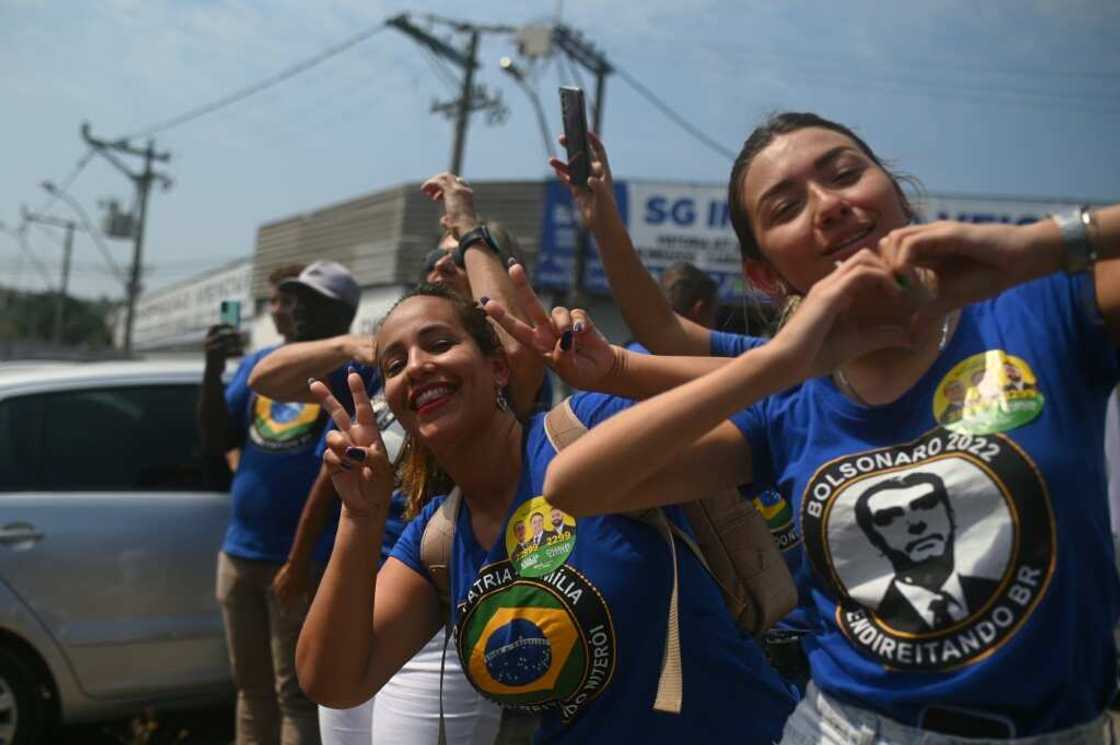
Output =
[{"x1": 500, "y1": 56, "x2": 556, "y2": 161}]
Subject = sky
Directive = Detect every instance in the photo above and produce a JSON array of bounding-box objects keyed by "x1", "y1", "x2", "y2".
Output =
[{"x1": 2, "y1": 0, "x2": 1119, "y2": 301}]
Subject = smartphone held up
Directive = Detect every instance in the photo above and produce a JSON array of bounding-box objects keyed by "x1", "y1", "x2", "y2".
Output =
[
  {"x1": 219, "y1": 299, "x2": 242, "y2": 330},
  {"x1": 212, "y1": 299, "x2": 245, "y2": 358},
  {"x1": 559, "y1": 86, "x2": 591, "y2": 188}
]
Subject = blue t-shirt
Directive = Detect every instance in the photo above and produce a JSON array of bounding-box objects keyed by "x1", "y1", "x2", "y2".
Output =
[
  {"x1": 223, "y1": 346, "x2": 331, "y2": 563},
  {"x1": 731, "y1": 273, "x2": 1119, "y2": 734},
  {"x1": 629, "y1": 329, "x2": 764, "y2": 358},
  {"x1": 709, "y1": 328, "x2": 765, "y2": 358},
  {"x1": 391, "y1": 392, "x2": 796, "y2": 744}
]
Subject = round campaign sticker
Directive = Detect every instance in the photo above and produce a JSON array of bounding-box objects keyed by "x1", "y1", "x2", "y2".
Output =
[
  {"x1": 932, "y1": 351, "x2": 1044, "y2": 435},
  {"x1": 506, "y1": 497, "x2": 577, "y2": 578}
]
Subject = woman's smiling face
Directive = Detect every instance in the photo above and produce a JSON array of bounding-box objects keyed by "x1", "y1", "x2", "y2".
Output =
[
  {"x1": 377, "y1": 294, "x2": 506, "y2": 447},
  {"x1": 740, "y1": 127, "x2": 911, "y2": 295}
]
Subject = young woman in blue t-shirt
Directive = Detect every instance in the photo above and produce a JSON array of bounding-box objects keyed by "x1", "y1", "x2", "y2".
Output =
[
  {"x1": 539, "y1": 113, "x2": 1120, "y2": 744},
  {"x1": 293, "y1": 281, "x2": 797, "y2": 744}
]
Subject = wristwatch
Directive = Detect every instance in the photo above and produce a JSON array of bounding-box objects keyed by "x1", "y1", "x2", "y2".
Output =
[
  {"x1": 454, "y1": 225, "x2": 501, "y2": 269},
  {"x1": 1051, "y1": 206, "x2": 1099, "y2": 274}
]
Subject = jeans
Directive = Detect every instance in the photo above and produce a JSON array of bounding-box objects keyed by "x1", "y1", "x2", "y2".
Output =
[
  {"x1": 781, "y1": 683, "x2": 1114, "y2": 745},
  {"x1": 318, "y1": 627, "x2": 501, "y2": 745},
  {"x1": 217, "y1": 551, "x2": 321, "y2": 745}
]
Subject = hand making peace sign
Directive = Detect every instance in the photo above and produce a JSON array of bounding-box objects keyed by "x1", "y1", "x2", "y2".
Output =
[
  {"x1": 480, "y1": 262, "x2": 618, "y2": 391},
  {"x1": 309, "y1": 371, "x2": 395, "y2": 519}
]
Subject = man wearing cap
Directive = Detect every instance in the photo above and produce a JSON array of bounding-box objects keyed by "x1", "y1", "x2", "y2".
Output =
[{"x1": 199, "y1": 260, "x2": 361, "y2": 745}]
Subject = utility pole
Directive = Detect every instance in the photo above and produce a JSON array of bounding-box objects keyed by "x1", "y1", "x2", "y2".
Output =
[
  {"x1": 552, "y1": 25, "x2": 613, "y2": 305},
  {"x1": 387, "y1": 14, "x2": 510, "y2": 175},
  {"x1": 21, "y1": 208, "x2": 78, "y2": 344},
  {"x1": 451, "y1": 29, "x2": 480, "y2": 175},
  {"x1": 80, "y1": 122, "x2": 172, "y2": 354}
]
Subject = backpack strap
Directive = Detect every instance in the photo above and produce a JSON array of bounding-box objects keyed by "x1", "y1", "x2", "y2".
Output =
[
  {"x1": 631, "y1": 508, "x2": 685, "y2": 713},
  {"x1": 419, "y1": 488, "x2": 462, "y2": 745},
  {"x1": 420, "y1": 486, "x2": 463, "y2": 617},
  {"x1": 545, "y1": 397, "x2": 684, "y2": 714},
  {"x1": 543, "y1": 396, "x2": 587, "y2": 451}
]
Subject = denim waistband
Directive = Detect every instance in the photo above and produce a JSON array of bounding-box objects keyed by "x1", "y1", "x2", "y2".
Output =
[{"x1": 804, "y1": 684, "x2": 1114, "y2": 745}]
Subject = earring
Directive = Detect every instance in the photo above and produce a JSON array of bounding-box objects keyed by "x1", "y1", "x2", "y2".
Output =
[{"x1": 496, "y1": 388, "x2": 511, "y2": 413}]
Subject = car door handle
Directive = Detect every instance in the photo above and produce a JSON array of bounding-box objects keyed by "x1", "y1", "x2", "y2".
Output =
[{"x1": 0, "y1": 523, "x2": 45, "y2": 546}]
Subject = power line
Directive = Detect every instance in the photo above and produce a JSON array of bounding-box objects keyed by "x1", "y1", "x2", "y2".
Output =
[
  {"x1": 41, "y1": 198, "x2": 127, "y2": 286},
  {"x1": 702, "y1": 43, "x2": 1120, "y2": 115},
  {"x1": 420, "y1": 46, "x2": 463, "y2": 94},
  {"x1": 33, "y1": 149, "x2": 95, "y2": 216},
  {"x1": 612, "y1": 63, "x2": 737, "y2": 161},
  {"x1": 121, "y1": 21, "x2": 391, "y2": 139},
  {"x1": 1, "y1": 226, "x2": 55, "y2": 290}
]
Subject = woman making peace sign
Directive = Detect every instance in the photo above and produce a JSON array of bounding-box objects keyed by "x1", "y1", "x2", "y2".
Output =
[{"x1": 294, "y1": 281, "x2": 797, "y2": 745}]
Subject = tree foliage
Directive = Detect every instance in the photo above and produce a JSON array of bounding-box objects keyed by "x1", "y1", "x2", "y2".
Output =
[{"x1": 0, "y1": 286, "x2": 114, "y2": 346}]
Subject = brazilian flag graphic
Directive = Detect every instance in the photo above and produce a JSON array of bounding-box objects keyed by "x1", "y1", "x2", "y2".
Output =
[
  {"x1": 753, "y1": 489, "x2": 792, "y2": 532},
  {"x1": 462, "y1": 584, "x2": 583, "y2": 706},
  {"x1": 249, "y1": 396, "x2": 324, "y2": 452}
]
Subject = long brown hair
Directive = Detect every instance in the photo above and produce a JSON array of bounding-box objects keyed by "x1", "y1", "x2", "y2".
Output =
[{"x1": 375, "y1": 283, "x2": 504, "y2": 518}]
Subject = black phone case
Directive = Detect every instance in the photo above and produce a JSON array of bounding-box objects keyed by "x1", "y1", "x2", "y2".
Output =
[{"x1": 559, "y1": 86, "x2": 591, "y2": 187}]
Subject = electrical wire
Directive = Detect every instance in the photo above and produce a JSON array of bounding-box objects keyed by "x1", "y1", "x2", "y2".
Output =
[
  {"x1": 557, "y1": 48, "x2": 579, "y2": 86},
  {"x1": 30, "y1": 222, "x2": 65, "y2": 249},
  {"x1": 40, "y1": 194, "x2": 127, "y2": 286},
  {"x1": 421, "y1": 46, "x2": 463, "y2": 94},
  {"x1": 120, "y1": 21, "x2": 391, "y2": 139},
  {"x1": 34, "y1": 149, "x2": 96, "y2": 216},
  {"x1": 2, "y1": 227, "x2": 56, "y2": 290},
  {"x1": 612, "y1": 64, "x2": 738, "y2": 161},
  {"x1": 702, "y1": 43, "x2": 1120, "y2": 115}
]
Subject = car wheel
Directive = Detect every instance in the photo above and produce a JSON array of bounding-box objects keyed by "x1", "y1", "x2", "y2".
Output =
[{"x1": 0, "y1": 646, "x2": 50, "y2": 745}]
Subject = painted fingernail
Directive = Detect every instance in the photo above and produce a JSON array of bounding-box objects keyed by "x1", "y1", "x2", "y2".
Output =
[
  {"x1": 507, "y1": 256, "x2": 519, "y2": 267},
  {"x1": 307, "y1": 377, "x2": 317, "y2": 387},
  {"x1": 347, "y1": 363, "x2": 357, "y2": 374},
  {"x1": 479, "y1": 296, "x2": 490, "y2": 306},
  {"x1": 346, "y1": 447, "x2": 367, "y2": 462},
  {"x1": 573, "y1": 322, "x2": 584, "y2": 333},
  {"x1": 560, "y1": 330, "x2": 573, "y2": 351}
]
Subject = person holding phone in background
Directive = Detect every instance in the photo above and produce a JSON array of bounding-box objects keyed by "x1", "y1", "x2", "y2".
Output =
[{"x1": 198, "y1": 260, "x2": 361, "y2": 745}]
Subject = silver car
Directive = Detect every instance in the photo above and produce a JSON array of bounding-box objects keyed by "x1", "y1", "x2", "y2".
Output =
[{"x1": 0, "y1": 360, "x2": 232, "y2": 744}]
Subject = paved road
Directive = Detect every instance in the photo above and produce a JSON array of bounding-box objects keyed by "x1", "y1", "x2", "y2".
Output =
[{"x1": 56, "y1": 704, "x2": 233, "y2": 745}]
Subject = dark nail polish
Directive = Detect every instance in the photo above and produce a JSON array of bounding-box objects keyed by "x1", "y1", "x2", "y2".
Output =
[
  {"x1": 560, "y1": 330, "x2": 573, "y2": 351},
  {"x1": 479, "y1": 296, "x2": 490, "y2": 306},
  {"x1": 347, "y1": 363, "x2": 357, "y2": 374},
  {"x1": 573, "y1": 322, "x2": 584, "y2": 333},
  {"x1": 894, "y1": 273, "x2": 910, "y2": 289},
  {"x1": 307, "y1": 377, "x2": 317, "y2": 388},
  {"x1": 507, "y1": 256, "x2": 519, "y2": 267},
  {"x1": 346, "y1": 447, "x2": 367, "y2": 462}
]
